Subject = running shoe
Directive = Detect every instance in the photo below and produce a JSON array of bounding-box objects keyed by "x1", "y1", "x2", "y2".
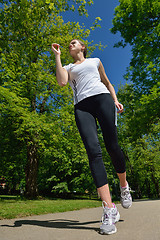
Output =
[
  {"x1": 99, "y1": 201, "x2": 120, "y2": 235},
  {"x1": 120, "y1": 182, "x2": 132, "y2": 209}
]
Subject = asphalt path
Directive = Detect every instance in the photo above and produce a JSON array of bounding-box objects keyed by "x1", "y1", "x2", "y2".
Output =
[{"x1": 0, "y1": 199, "x2": 160, "y2": 240}]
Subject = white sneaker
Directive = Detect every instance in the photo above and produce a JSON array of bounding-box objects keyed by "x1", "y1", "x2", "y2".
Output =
[
  {"x1": 120, "y1": 182, "x2": 133, "y2": 209},
  {"x1": 99, "y1": 201, "x2": 120, "y2": 235}
]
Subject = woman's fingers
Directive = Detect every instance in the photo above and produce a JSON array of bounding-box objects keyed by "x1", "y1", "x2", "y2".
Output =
[
  {"x1": 51, "y1": 43, "x2": 61, "y2": 55},
  {"x1": 52, "y1": 43, "x2": 59, "y2": 50},
  {"x1": 115, "y1": 102, "x2": 124, "y2": 113}
]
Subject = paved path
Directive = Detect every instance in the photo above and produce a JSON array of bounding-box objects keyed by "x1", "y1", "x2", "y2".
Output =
[{"x1": 0, "y1": 200, "x2": 160, "y2": 240}]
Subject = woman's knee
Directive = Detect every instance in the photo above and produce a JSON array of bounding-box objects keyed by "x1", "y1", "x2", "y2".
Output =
[{"x1": 86, "y1": 142, "x2": 102, "y2": 161}]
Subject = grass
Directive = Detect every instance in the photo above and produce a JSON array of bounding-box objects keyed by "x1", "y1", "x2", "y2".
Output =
[{"x1": 0, "y1": 195, "x2": 102, "y2": 220}]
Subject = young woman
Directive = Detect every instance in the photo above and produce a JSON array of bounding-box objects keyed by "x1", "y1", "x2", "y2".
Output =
[{"x1": 51, "y1": 39, "x2": 132, "y2": 235}]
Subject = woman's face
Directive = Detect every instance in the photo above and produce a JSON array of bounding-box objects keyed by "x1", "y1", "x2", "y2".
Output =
[{"x1": 69, "y1": 39, "x2": 83, "y2": 56}]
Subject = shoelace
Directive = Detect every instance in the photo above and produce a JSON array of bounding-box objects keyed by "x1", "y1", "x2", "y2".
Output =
[
  {"x1": 101, "y1": 201, "x2": 115, "y2": 225},
  {"x1": 102, "y1": 210, "x2": 113, "y2": 225},
  {"x1": 121, "y1": 187, "x2": 134, "y2": 200}
]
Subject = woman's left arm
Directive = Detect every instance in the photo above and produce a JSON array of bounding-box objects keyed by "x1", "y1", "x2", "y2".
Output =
[{"x1": 98, "y1": 60, "x2": 123, "y2": 113}]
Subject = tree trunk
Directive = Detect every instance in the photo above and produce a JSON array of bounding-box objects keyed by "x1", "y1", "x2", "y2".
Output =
[
  {"x1": 25, "y1": 141, "x2": 39, "y2": 199},
  {"x1": 150, "y1": 167, "x2": 160, "y2": 198}
]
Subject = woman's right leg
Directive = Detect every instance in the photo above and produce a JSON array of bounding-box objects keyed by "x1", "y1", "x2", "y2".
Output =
[
  {"x1": 74, "y1": 104, "x2": 120, "y2": 235},
  {"x1": 75, "y1": 107, "x2": 108, "y2": 189},
  {"x1": 75, "y1": 107, "x2": 113, "y2": 207},
  {"x1": 97, "y1": 184, "x2": 113, "y2": 208}
]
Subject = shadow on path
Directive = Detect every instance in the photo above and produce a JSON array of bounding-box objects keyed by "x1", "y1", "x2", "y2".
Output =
[{"x1": 1, "y1": 218, "x2": 124, "y2": 233}]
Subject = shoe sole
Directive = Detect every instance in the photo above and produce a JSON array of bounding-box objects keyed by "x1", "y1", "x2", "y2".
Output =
[
  {"x1": 121, "y1": 202, "x2": 132, "y2": 209},
  {"x1": 99, "y1": 226, "x2": 117, "y2": 235}
]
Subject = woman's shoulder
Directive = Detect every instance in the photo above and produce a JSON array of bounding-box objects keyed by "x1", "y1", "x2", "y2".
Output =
[
  {"x1": 63, "y1": 63, "x2": 74, "y2": 71},
  {"x1": 87, "y1": 57, "x2": 100, "y2": 67},
  {"x1": 87, "y1": 57, "x2": 100, "y2": 61}
]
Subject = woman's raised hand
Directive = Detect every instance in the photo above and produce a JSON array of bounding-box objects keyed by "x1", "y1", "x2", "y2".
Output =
[{"x1": 51, "y1": 43, "x2": 61, "y2": 56}]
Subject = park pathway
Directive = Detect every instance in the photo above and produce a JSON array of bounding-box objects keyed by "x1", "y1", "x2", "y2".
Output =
[{"x1": 0, "y1": 199, "x2": 160, "y2": 240}]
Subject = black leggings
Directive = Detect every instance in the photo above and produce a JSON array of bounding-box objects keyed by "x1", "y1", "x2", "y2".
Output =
[{"x1": 74, "y1": 93, "x2": 126, "y2": 188}]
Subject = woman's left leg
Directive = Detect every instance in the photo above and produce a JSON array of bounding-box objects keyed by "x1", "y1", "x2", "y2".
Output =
[
  {"x1": 117, "y1": 172, "x2": 127, "y2": 188},
  {"x1": 95, "y1": 94, "x2": 132, "y2": 208},
  {"x1": 95, "y1": 94, "x2": 126, "y2": 175}
]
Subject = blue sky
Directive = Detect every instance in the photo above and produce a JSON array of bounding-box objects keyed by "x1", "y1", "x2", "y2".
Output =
[{"x1": 62, "y1": 0, "x2": 132, "y2": 92}]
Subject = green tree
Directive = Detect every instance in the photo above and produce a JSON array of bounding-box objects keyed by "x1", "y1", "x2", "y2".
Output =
[
  {"x1": 0, "y1": 0, "x2": 101, "y2": 198},
  {"x1": 117, "y1": 84, "x2": 160, "y2": 198},
  {"x1": 111, "y1": 0, "x2": 160, "y2": 198},
  {"x1": 111, "y1": 0, "x2": 160, "y2": 93},
  {"x1": 111, "y1": 0, "x2": 160, "y2": 134},
  {"x1": 111, "y1": 0, "x2": 160, "y2": 139}
]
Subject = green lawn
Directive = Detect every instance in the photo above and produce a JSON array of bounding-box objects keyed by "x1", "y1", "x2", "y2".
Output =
[{"x1": 0, "y1": 195, "x2": 102, "y2": 219}]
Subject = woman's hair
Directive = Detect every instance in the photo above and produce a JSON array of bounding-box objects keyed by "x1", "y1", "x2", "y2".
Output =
[
  {"x1": 77, "y1": 39, "x2": 87, "y2": 58},
  {"x1": 70, "y1": 39, "x2": 87, "y2": 58}
]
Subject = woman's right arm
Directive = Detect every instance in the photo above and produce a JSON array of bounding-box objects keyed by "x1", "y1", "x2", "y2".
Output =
[{"x1": 51, "y1": 43, "x2": 68, "y2": 87}]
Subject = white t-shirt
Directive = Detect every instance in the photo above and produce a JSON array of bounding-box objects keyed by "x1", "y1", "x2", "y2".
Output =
[{"x1": 63, "y1": 58, "x2": 110, "y2": 105}]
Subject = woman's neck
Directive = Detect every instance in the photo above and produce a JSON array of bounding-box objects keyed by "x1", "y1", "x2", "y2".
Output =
[{"x1": 73, "y1": 53, "x2": 85, "y2": 64}]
